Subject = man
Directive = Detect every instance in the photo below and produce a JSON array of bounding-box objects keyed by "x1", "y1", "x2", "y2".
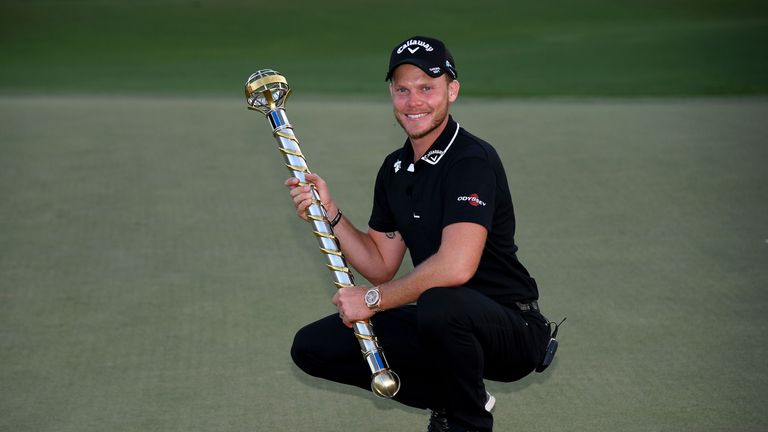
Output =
[{"x1": 287, "y1": 36, "x2": 550, "y2": 432}]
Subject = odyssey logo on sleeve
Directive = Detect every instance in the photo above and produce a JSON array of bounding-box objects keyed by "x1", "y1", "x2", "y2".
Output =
[{"x1": 457, "y1": 193, "x2": 486, "y2": 207}]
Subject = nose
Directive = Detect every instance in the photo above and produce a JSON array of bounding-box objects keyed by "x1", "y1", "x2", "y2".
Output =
[{"x1": 406, "y1": 92, "x2": 424, "y2": 108}]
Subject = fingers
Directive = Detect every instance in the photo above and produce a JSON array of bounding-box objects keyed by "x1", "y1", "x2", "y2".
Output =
[
  {"x1": 284, "y1": 172, "x2": 322, "y2": 187},
  {"x1": 304, "y1": 172, "x2": 324, "y2": 188},
  {"x1": 285, "y1": 176, "x2": 315, "y2": 221},
  {"x1": 291, "y1": 188, "x2": 314, "y2": 219},
  {"x1": 333, "y1": 291, "x2": 353, "y2": 327},
  {"x1": 284, "y1": 173, "x2": 334, "y2": 221},
  {"x1": 333, "y1": 287, "x2": 372, "y2": 328}
]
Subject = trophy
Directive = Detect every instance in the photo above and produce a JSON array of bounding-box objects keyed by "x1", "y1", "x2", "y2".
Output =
[{"x1": 244, "y1": 69, "x2": 400, "y2": 398}]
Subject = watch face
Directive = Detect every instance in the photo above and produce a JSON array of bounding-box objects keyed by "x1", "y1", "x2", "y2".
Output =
[{"x1": 365, "y1": 289, "x2": 380, "y2": 306}]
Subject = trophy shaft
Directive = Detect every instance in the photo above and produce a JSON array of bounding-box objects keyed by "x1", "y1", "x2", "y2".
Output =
[
  {"x1": 270, "y1": 109, "x2": 355, "y2": 288},
  {"x1": 245, "y1": 70, "x2": 400, "y2": 398}
]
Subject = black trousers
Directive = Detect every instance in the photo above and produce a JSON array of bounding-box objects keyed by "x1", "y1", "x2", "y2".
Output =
[{"x1": 290, "y1": 287, "x2": 550, "y2": 431}]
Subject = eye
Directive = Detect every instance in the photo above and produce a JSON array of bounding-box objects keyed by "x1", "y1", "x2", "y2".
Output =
[{"x1": 422, "y1": 85, "x2": 432, "y2": 92}]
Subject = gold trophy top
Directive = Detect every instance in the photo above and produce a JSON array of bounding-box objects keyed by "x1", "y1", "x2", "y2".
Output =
[{"x1": 245, "y1": 69, "x2": 292, "y2": 115}]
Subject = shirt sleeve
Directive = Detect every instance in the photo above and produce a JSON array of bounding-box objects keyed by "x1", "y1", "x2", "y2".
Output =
[
  {"x1": 368, "y1": 158, "x2": 397, "y2": 233},
  {"x1": 442, "y1": 156, "x2": 496, "y2": 230}
]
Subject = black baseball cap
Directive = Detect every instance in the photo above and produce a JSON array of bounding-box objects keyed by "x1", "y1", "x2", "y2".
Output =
[{"x1": 385, "y1": 35, "x2": 458, "y2": 81}]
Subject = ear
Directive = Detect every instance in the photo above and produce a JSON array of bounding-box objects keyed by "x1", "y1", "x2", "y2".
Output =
[{"x1": 448, "y1": 79, "x2": 460, "y2": 102}]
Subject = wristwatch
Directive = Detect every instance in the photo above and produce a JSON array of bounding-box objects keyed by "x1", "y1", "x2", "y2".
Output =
[{"x1": 364, "y1": 286, "x2": 382, "y2": 312}]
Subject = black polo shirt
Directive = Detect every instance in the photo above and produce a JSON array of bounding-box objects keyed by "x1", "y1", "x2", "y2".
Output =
[{"x1": 368, "y1": 116, "x2": 538, "y2": 307}]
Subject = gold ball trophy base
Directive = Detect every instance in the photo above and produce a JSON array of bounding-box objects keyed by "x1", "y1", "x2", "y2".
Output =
[{"x1": 372, "y1": 370, "x2": 400, "y2": 399}]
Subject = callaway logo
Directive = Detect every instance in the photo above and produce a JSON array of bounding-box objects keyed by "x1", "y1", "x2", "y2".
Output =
[
  {"x1": 421, "y1": 149, "x2": 444, "y2": 164},
  {"x1": 421, "y1": 122, "x2": 459, "y2": 166},
  {"x1": 394, "y1": 160, "x2": 402, "y2": 173},
  {"x1": 396, "y1": 39, "x2": 434, "y2": 55},
  {"x1": 457, "y1": 193, "x2": 486, "y2": 207}
]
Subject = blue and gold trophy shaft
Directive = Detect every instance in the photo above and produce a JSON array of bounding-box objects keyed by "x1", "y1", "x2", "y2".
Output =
[{"x1": 244, "y1": 69, "x2": 400, "y2": 399}]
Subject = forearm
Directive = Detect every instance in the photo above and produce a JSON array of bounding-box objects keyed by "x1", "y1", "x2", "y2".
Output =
[
  {"x1": 326, "y1": 206, "x2": 401, "y2": 284},
  {"x1": 376, "y1": 222, "x2": 486, "y2": 310},
  {"x1": 333, "y1": 223, "x2": 487, "y2": 326},
  {"x1": 333, "y1": 248, "x2": 461, "y2": 328},
  {"x1": 287, "y1": 174, "x2": 401, "y2": 283},
  {"x1": 376, "y1": 255, "x2": 454, "y2": 309}
]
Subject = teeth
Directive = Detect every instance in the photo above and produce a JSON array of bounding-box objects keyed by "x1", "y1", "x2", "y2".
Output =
[{"x1": 406, "y1": 113, "x2": 427, "y2": 119}]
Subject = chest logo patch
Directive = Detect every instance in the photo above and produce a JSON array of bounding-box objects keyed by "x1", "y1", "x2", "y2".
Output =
[
  {"x1": 457, "y1": 193, "x2": 486, "y2": 207},
  {"x1": 421, "y1": 149, "x2": 443, "y2": 164},
  {"x1": 394, "y1": 160, "x2": 402, "y2": 173}
]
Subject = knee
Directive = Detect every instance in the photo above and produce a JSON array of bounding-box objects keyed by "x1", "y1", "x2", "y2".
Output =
[
  {"x1": 417, "y1": 288, "x2": 470, "y2": 337},
  {"x1": 290, "y1": 325, "x2": 322, "y2": 377}
]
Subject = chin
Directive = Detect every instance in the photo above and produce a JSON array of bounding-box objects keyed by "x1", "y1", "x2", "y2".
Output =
[{"x1": 408, "y1": 121, "x2": 441, "y2": 140}]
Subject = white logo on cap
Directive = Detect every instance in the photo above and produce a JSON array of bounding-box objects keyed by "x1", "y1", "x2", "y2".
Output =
[
  {"x1": 397, "y1": 39, "x2": 434, "y2": 55},
  {"x1": 429, "y1": 67, "x2": 441, "y2": 74}
]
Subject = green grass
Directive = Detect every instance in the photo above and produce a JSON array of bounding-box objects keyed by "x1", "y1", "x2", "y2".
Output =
[
  {"x1": 1, "y1": 95, "x2": 767, "y2": 431},
  {"x1": 2, "y1": 2, "x2": 767, "y2": 429},
  {"x1": 1, "y1": 0, "x2": 767, "y2": 96}
]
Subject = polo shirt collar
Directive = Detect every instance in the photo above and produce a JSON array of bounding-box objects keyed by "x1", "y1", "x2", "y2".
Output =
[{"x1": 400, "y1": 116, "x2": 460, "y2": 171}]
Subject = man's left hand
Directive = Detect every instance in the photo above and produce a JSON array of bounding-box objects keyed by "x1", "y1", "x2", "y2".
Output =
[{"x1": 332, "y1": 286, "x2": 375, "y2": 328}]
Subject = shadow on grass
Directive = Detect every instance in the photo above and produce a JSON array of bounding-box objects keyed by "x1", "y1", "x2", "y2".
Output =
[
  {"x1": 486, "y1": 361, "x2": 559, "y2": 397},
  {"x1": 287, "y1": 347, "x2": 560, "y2": 409},
  {"x1": 288, "y1": 361, "x2": 426, "y2": 415}
]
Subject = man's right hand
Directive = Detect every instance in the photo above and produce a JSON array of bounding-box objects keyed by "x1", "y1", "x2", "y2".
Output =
[{"x1": 285, "y1": 172, "x2": 338, "y2": 222}]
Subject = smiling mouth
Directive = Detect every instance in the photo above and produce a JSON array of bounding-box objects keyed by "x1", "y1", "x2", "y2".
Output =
[{"x1": 406, "y1": 113, "x2": 428, "y2": 119}]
